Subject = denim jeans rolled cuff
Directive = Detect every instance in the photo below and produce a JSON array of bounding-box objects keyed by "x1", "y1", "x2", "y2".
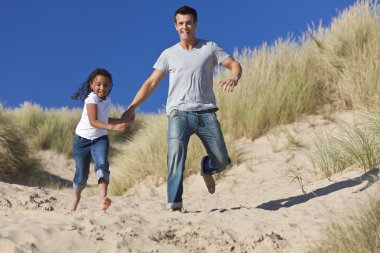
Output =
[
  {"x1": 95, "y1": 169, "x2": 110, "y2": 184},
  {"x1": 167, "y1": 202, "x2": 182, "y2": 209},
  {"x1": 72, "y1": 170, "x2": 109, "y2": 192},
  {"x1": 72, "y1": 134, "x2": 110, "y2": 192},
  {"x1": 201, "y1": 155, "x2": 232, "y2": 176},
  {"x1": 73, "y1": 182, "x2": 87, "y2": 192}
]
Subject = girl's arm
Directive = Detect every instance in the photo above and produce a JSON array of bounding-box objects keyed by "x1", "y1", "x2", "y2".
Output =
[{"x1": 87, "y1": 103, "x2": 125, "y2": 132}]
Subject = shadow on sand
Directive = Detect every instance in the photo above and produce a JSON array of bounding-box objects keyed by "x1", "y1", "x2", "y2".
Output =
[
  {"x1": 256, "y1": 168, "x2": 380, "y2": 211},
  {"x1": 1, "y1": 170, "x2": 72, "y2": 188}
]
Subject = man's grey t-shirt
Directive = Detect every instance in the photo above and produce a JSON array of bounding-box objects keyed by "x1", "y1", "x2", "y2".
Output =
[{"x1": 153, "y1": 39, "x2": 230, "y2": 115}]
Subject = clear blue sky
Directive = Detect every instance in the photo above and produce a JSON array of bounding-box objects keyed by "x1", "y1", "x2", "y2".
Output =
[{"x1": 1, "y1": 0, "x2": 357, "y2": 113}]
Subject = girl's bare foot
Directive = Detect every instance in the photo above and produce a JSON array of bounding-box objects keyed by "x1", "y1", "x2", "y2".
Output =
[
  {"x1": 69, "y1": 191, "x2": 81, "y2": 212},
  {"x1": 69, "y1": 195, "x2": 81, "y2": 212},
  {"x1": 101, "y1": 197, "x2": 112, "y2": 211}
]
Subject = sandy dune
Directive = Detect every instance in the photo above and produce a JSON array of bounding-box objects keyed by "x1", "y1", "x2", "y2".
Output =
[{"x1": 1, "y1": 111, "x2": 379, "y2": 253}]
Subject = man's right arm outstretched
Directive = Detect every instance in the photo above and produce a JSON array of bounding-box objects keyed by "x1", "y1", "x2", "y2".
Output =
[{"x1": 122, "y1": 69, "x2": 165, "y2": 122}]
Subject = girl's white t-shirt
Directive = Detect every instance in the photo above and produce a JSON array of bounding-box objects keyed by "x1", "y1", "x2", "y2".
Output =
[{"x1": 75, "y1": 92, "x2": 112, "y2": 140}]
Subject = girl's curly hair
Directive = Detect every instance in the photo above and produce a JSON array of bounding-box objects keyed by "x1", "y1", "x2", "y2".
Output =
[{"x1": 71, "y1": 68, "x2": 113, "y2": 102}]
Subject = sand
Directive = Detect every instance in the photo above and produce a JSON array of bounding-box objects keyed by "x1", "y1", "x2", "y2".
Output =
[{"x1": 1, "y1": 111, "x2": 379, "y2": 253}]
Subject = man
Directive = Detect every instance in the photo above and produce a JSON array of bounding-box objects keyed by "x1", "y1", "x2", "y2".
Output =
[{"x1": 122, "y1": 5, "x2": 242, "y2": 211}]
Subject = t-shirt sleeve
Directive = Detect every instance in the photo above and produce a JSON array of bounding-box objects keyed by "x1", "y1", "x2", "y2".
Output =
[
  {"x1": 211, "y1": 42, "x2": 230, "y2": 64},
  {"x1": 153, "y1": 50, "x2": 169, "y2": 74},
  {"x1": 85, "y1": 93, "x2": 99, "y2": 105}
]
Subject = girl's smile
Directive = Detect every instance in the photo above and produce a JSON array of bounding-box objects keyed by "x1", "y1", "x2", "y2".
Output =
[{"x1": 91, "y1": 75, "x2": 110, "y2": 100}]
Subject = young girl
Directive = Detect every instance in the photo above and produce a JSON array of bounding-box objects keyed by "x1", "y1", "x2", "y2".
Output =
[{"x1": 70, "y1": 68, "x2": 125, "y2": 211}]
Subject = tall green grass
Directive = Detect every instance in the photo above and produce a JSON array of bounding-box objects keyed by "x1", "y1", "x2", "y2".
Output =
[
  {"x1": 109, "y1": 114, "x2": 237, "y2": 195},
  {"x1": 5, "y1": 102, "x2": 138, "y2": 157},
  {"x1": 3, "y1": 0, "x2": 380, "y2": 194},
  {"x1": 6, "y1": 102, "x2": 81, "y2": 157},
  {"x1": 216, "y1": 0, "x2": 380, "y2": 140},
  {"x1": 311, "y1": 197, "x2": 380, "y2": 253},
  {"x1": 2, "y1": 2, "x2": 380, "y2": 250},
  {"x1": 0, "y1": 108, "x2": 46, "y2": 184},
  {"x1": 310, "y1": 110, "x2": 380, "y2": 179},
  {"x1": 309, "y1": 133, "x2": 351, "y2": 179},
  {"x1": 216, "y1": 41, "x2": 321, "y2": 140},
  {"x1": 310, "y1": 122, "x2": 380, "y2": 179}
]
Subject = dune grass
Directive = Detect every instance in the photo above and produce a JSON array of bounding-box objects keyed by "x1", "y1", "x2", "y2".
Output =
[
  {"x1": 309, "y1": 109, "x2": 380, "y2": 179},
  {"x1": 0, "y1": 108, "x2": 47, "y2": 185},
  {"x1": 215, "y1": 41, "x2": 321, "y2": 140},
  {"x1": 109, "y1": 114, "x2": 167, "y2": 195},
  {"x1": 310, "y1": 124, "x2": 379, "y2": 178},
  {"x1": 216, "y1": 0, "x2": 380, "y2": 140},
  {"x1": 5, "y1": 102, "x2": 81, "y2": 157},
  {"x1": 5, "y1": 102, "x2": 139, "y2": 157},
  {"x1": 0, "y1": 102, "x2": 144, "y2": 187},
  {"x1": 2, "y1": 1, "x2": 380, "y2": 194},
  {"x1": 1, "y1": 0, "x2": 380, "y2": 251},
  {"x1": 109, "y1": 113, "x2": 235, "y2": 195},
  {"x1": 309, "y1": 133, "x2": 352, "y2": 179},
  {"x1": 311, "y1": 197, "x2": 380, "y2": 253}
]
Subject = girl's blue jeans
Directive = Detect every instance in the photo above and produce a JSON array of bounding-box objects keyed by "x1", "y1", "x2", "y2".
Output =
[
  {"x1": 72, "y1": 134, "x2": 110, "y2": 192},
  {"x1": 167, "y1": 109, "x2": 230, "y2": 209}
]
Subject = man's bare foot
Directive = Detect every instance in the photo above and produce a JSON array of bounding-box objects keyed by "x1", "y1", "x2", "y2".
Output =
[
  {"x1": 101, "y1": 197, "x2": 112, "y2": 211},
  {"x1": 202, "y1": 174, "x2": 215, "y2": 194},
  {"x1": 200, "y1": 156, "x2": 216, "y2": 194}
]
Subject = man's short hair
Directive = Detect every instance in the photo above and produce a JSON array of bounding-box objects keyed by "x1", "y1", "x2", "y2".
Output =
[{"x1": 174, "y1": 5, "x2": 197, "y2": 25}]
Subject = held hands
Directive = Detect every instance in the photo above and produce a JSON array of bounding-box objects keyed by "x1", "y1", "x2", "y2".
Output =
[
  {"x1": 121, "y1": 107, "x2": 136, "y2": 123},
  {"x1": 109, "y1": 106, "x2": 136, "y2": 132},
  {"x1": 111, "y1": 122, "x2": 126, "y2": 132},
  {"x1": 218, "y1": 78, "x2": 238, "y2": 93}
]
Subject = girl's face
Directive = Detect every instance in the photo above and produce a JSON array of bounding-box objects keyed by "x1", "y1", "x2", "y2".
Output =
[{"x1": 90, "y1": 75, "x2": 110, "y2": 100}]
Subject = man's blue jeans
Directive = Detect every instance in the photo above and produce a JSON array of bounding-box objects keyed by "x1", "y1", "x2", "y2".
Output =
[
  {"x1": 167, "y1": 109, "x2": 230, "y2": 209},
  {"x1": 72, "y1": 134, "x2": 110, "y2": 192}
]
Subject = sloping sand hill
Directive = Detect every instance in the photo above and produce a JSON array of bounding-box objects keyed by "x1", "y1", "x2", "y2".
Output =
[{"x1": 1, "y1": 111, "x2": 379, "y2": 253}]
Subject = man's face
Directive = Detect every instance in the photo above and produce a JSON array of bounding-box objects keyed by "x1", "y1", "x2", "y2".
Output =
[{"x1": 174, "y1": 14, "x2": 196, "y2": 41}]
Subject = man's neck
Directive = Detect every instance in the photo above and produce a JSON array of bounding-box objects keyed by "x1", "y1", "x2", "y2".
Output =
[{"x1": 180, "y1": 38, "x2": 198, "y2": 50}]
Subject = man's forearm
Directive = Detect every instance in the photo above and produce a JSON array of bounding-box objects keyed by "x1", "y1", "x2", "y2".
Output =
[
  {"x1": 129, "y1": 81, "x2": 154, "y2": 110},
  {"x1": 231, "y1": 61, "x2": 242, "y2": 82},
  {"x1": 129, "y1": 70, "x2": 164, "y2": 110}
]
